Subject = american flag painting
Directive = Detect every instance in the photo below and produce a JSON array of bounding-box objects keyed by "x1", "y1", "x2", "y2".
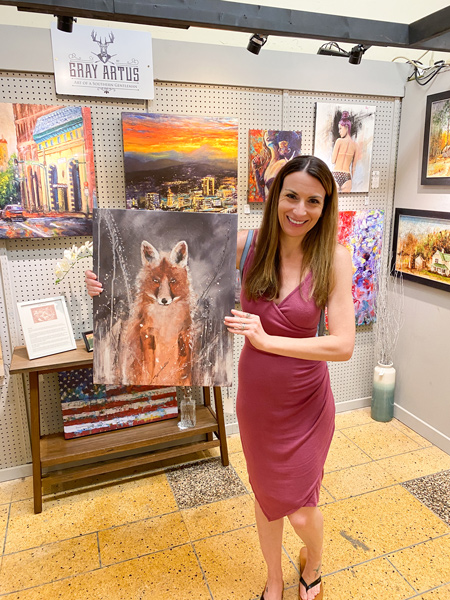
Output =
[{"x1": 58, "y1": 368, "x2": 178, "y2": 439}]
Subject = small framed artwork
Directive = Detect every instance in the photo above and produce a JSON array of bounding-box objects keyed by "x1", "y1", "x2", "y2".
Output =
[
  {"x1": 82, "y1": 331, "x2": 94, "y2": 352},
  {"x1": 17, "y1": 296, "x2": 76, "y2": 360},
  {"x1": 391, "y1": 208, "x2": 450, "y2": 292},
  {"x1": 421, "y1": 90, "x2": 450, "y2": 185}
]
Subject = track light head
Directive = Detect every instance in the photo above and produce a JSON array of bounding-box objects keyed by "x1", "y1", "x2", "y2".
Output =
[
  {"x1": 247, "y1": 34, "x2": 267, "y2": 55},
  {"x1": 348, "y1": 44, "x2": 370, "y2": 65},
  {"x1": 56, "y1": 15, "x2": 76, "y2": 33}
]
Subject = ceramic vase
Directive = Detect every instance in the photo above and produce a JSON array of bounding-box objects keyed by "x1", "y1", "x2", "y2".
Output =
[
  {"x1": 371, "y1": 362, "x2": 396, "y2": 422},
  {"x1": 178, "y1": 386, "x2": 196, "y2": 429}
]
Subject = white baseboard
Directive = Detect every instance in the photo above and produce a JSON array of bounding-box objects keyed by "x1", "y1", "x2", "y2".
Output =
[
  {"x1": 335, "y1": 396, "x2": 372, "y2": 413},
  {"x1": 0, "y1": 463, "x2": 32, "y2": 483},
  {"x1": 394, "y1": 404, "x2": 450, "y2": 455}
]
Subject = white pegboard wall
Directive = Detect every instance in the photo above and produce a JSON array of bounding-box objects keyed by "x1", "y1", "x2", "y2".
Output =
[{"x1": 0, "y1": 72, "x2": 402, "y2": 470}]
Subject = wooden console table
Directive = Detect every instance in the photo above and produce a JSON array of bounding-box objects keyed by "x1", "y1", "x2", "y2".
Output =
[{"x1": 10, "y1": 341, "x2": 229, "y2": 513}]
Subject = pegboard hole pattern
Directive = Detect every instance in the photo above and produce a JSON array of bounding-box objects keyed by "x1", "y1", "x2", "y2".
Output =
[{"x1": 0, "y1": 72, "x2": 401, "y2": 469}]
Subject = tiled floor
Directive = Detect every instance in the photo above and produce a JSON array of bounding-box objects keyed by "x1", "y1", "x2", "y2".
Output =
[{"x1": 0, "y1": 408, "x2": 449, "y2": 599}]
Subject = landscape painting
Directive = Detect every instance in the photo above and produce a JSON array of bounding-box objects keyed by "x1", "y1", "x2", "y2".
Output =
[
  {"x1": 58, "y1": 368, "x2": 177, "y2": 439},
  {"x1": 391, "y1": 208, "x2": 450, "y2": 292},
  {"x1": 314, "y1": 103, "x2": 376, "y2": 193},
  {"x1": 248, "y1": 129, "x2": 302, "y2": 202},
  {"x1": 338, "y1": 209, "x2": 384, "y2": 325},
  {"x1": 421, "y1": 90, "x2": 450, "y2": 185},
  {"x1": 0, "y1": 102, "x2": 96, "y2": 238},
  {"x1": 122, "y1": 112, "x2": 238, "y2": 213},
  {"x1": 93, "y1": 209, "x2": 238, "y2": 386}
]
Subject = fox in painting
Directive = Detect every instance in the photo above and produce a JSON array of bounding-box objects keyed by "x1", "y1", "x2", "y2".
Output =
[{"x1": 121, "y1": 240, "x2": 195, "y2": 386}]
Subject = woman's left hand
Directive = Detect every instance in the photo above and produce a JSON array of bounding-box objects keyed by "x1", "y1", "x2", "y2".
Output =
[{"x1": 224, "y1": 309, "x2": 270, "y2": 351}]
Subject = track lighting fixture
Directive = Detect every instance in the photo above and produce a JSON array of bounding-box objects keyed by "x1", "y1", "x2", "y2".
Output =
[
  {"x1": 247, "y1": 34, "x2": 267, "y2": 55},
  {"x1": 317, "y1": 42, "x2": 370, "y2": 65},
  {"x1": 56, "y1": 15, "x2": 76, "y2": 33}
]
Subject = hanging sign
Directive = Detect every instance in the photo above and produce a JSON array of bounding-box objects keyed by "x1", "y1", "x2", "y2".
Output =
[{"x1": 51, "y1": 22, "x2": 154, "y2": 100}]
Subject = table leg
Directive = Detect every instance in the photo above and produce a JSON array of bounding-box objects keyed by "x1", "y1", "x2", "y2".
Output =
[
  {"x1": 202, "y1": 387, "x2": 213, "y2": 442},
  {"x1": 213, "y1": 387, "x2": 229, "y2": 466},
  {"x1": 29, "y1": 371, "x2": 42, "y2": 514}
]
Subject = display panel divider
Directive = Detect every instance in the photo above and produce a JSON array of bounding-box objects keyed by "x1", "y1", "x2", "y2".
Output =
[{"x1": 10, "y1": 341, "x2": 229, "y2": 513}]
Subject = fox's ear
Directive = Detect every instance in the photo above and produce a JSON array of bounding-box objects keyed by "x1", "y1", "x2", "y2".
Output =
[
  {"x1": 170, "y1": 241, "x2": 188, "y2": 268},
  {"x1": 141, "y1": 241, "x2": 160, "y2": 265}
]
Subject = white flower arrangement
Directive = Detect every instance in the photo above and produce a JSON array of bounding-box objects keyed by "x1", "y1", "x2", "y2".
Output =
[{"x1": 55, "y1": 241, "x2": 93, "y2": 284}]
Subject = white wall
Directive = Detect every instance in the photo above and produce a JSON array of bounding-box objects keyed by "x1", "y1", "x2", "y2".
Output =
[{"x1": 393, "y1": 72, "x2": 450, "y2": 454}]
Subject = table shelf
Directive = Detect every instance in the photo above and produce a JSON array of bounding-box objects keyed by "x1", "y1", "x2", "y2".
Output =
[{"x1": 10, "y1": 343, "x2": 229, "y2": 513}]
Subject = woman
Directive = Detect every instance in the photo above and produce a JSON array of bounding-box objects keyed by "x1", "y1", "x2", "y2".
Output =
[
  {"x1": 331, "y1": 111, "x2": 357, "y2": 193},
  {"x1": 224, "y1": 155, "x2": 354, "y2": 600},
  {"x1": 85, "y1": 155, "x2": 354, "y2": 600}
]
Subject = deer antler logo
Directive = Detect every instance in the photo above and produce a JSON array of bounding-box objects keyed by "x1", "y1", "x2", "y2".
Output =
[{"x1": 91, "y1": 30, "x2": 116, "y2": 64}]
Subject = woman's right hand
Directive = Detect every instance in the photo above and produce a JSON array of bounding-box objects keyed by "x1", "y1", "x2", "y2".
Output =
[{"x1": 85, "y1": 270, "x2": 103, "y2": 297}]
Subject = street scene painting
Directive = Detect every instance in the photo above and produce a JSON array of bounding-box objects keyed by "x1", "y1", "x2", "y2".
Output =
[
  {"x1": 338, "y1": 209, "x2": 384, "y2": 325},
  {"x1": 248, "y1": 129, "x2": 302, "y2": 202},
  {"x1": 421, "y1": 91, "x2": 450, "y2": 185},
  {"x1": 391, "y1": 208, "x2": 450, "y2": 293},
  {"x1": 58, "y1": 368, "x2": 177, "y2": 439},
  {"x1": 122, "y1": 112, "x2": 238, "y2": 213},
  {"x1": 93, "y1": 209, "x2": 238, "y2": 386},
  {"x1": 314, "y1": 103, "x2": 376, "y2": 193},
  {"x1": 0, "y1": 102, "x2": 96, "y2": 238}
]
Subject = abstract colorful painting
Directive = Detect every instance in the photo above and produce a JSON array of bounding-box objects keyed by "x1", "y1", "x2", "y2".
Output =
[
  {"x1": 338, "y1": 209, "x2": 384, "y2": 325},
  {"x1": 58, "y1": 368, "x2": 177, "y2": 439},
  {"x1": 0, "y1": 102, "x2": 96, "y2": 238},
  {"x1": 122, "y1": 112, "x2": 238, "y2": 213},
  {"x1": 93, "y1": 209, "x2": 237, "y2": 387},
  {"x1": 248, "y1": 129, "x2": 302, "y2": 202},
  {"x1": 391, "y1": 208, "x2": 450, "y2": 292},
  {"x1": 314, "y1": 103, "x2": 376, "y2": 193},
  {"x1": 421, "y1": 91, "x2": 450, "y2": 185}
]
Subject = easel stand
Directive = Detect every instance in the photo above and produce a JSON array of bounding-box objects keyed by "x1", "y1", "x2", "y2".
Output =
[{"x1": 10, "y1": 341, "x2": 229, "y2": 514}]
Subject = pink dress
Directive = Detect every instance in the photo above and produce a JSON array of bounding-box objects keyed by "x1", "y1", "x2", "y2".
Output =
[{"x1": 237, "y1": 235, "x2": 335, "y2": 521}]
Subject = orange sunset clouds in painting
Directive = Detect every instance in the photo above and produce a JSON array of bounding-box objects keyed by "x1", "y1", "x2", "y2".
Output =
[{"x1": 122, "y1": 113, "x2": 238, "y2": 162}]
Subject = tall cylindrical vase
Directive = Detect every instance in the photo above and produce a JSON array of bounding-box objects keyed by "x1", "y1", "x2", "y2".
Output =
[{"x1": 371, "y1": 362, "x2": 396, "y2": 422}]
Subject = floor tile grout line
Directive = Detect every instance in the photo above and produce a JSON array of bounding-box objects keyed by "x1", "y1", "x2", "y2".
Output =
[
  {"x1": 1, "y1": 504, "x2": 10, "y2": 556},
  {"x1": 321, "y1": 532, "x2": 450, "y2": 578},
  {"x1": 189, "y1": 541, "x2": 215, "y2": 600},
  {"x1": 96, "y1": 531, "x2": 102, "y2": 569},
  {"x1": 384, "y1": 555, "x2": 418, "y2": 595},
  {"x1": 405, "y1": 582, "x2": 450, "y2": 599},
  {"x1": 1, "y1": 509, "x2": 185, "y2": 556}
]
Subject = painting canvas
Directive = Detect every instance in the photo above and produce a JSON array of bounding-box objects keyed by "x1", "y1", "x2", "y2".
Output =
[
  {"x1": 248, "y1": 129, "x2": 302, "y2": 202},
  {"x1": 421, "y1": 91, "x2": 450, "y2": 185},
  {"x1": 93, "y1": 209, "x2": 237, "y2": 386},
  {"x1": 58, "y1": 368, "x2": 177, "y2": 439},
  {"x1": 338, "y1": 209, "x2": 384, "y2": 325},
  {"x1": 314, "y1": 103, "x2": 376, "y2": 193},
  {"x1": 0, "y1": 102, "x2": 96, "y2": 238},
  {"x1": 122, "y1": 112, "x2": 238, "y2": 213},
  {"x1": 391, "y1": 208, "x2": 450, "y2": 292}
]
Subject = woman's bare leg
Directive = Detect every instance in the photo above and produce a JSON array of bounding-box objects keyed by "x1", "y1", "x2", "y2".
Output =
[
  {"x1": 255, "y1": 499, "x2": 284, "y2": 600},
  {"x1": 287, "y1": 507, "x2": 323, "y2": 600}
]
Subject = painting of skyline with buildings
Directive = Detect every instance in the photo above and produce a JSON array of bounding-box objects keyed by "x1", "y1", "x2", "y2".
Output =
[
  {"x1": 122, "y1": 113, "x2": 238, "y2": 213},
  {"x1": 0, "y1": 102, "x2": 96, "y2": 238}
]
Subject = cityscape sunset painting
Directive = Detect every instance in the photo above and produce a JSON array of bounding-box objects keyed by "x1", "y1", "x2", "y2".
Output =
[{"x1": 122, "y1": 113, "x2": 238, "y2": 213}]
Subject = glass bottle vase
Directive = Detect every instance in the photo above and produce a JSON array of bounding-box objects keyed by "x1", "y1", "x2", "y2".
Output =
[
  {"x1": 371, "y1": 362, "x2": 396, "y2": 422},
  {"x1": 178, "y1": 386, "x2": 196, "y2": 429}
]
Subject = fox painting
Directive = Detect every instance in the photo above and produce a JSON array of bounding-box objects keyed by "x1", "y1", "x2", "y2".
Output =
[{"x1": 120, "y1": 240, "x2": 195, "y2": 386}]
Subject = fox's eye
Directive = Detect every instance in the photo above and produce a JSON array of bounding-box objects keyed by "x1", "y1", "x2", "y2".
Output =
[
  {"x1": 170, "y1": 278, "x2": 177, "y2": 284},
  {"x1": 153, "y1": 278, "x2": 159, "y2": 283}
]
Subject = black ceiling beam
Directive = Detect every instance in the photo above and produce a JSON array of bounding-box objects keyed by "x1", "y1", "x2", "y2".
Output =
[
  {"x1": 409, "y1": 5, "x2": 450, "y2": 47},
  {"x1": 0, "y1": 0, "x2": 448, "y2": 53}
]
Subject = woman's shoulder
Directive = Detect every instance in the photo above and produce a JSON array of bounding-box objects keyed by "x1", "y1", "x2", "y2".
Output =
[
  {"x1": 236, "y1": 229, "x2": 257, "y2": 268},
  {"x1": 334, "y1": 243, "x2": 353, "y2": 270}
]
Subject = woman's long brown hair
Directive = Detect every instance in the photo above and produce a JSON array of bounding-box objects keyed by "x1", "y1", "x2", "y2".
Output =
[{"x1": 244, "y1": 155, "x2": 338, "y2": 309}]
